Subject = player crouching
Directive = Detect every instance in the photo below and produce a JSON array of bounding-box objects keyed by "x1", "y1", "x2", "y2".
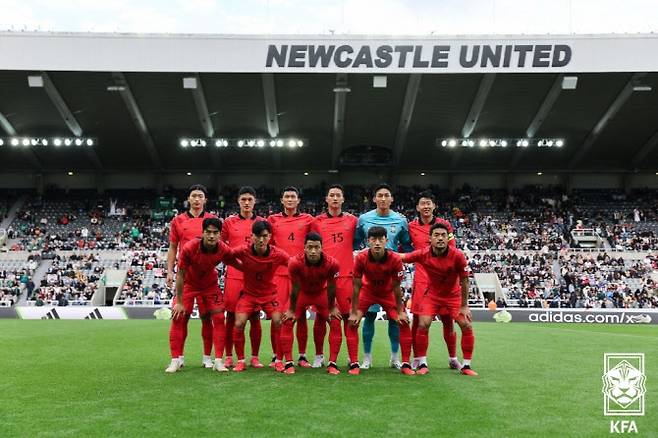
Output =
[
  {"x1": 347, "y1": 227, "x2": 414, "y2": 375},
  {"x1": 166, "y1": 218, "x2": 235, "y2": 374},
  {"x1": 401, "y1": 222, "x2": 477, "y2": 376},
  {"x1": 280, "y1": 232, "x2": 342, "y2": 374}
]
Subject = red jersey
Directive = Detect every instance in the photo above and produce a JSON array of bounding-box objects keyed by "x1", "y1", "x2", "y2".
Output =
[
  {"x1": 221, "y1": 214, "x2": 264, "y2": 280},
  {"x1": 408, "y1": 216, "x2": 455, "y2": 285},
  {"x1": 404, "y1": 246, "x2": 469, "y2": 296},
  {"x1": 169, "y1": 210, "x2": 218, "y2": 252},
  {"x1": 288, "y1": 253, "x2": 340, "y2": 297},
  {"x1": 267, "y1": 212, "x2": 314, "y2": 276},
  {"x1": 178, "y1": 238, "x2": 234, "y2": 291},
  {"x1": 353, "y1": 249, "x2": 404, "y2": 296},
  {"x1": 231, "y1": 244, "x2": 290, "y2": 297},
  {"x1": 312, "y1": 211, "x2": 358, "y2": 277}
]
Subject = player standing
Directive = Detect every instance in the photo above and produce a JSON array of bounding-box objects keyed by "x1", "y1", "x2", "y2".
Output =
[
  {"x1": 221, "y1": 186, "x2": 264, "y2": 369},
  {"x1": 354, "y1": 184, "x2": 412, "y2": 369},
  {"x1": 267, "y1": 187, "x2": 314, "y2": 367},
  {"x1": 311, "y1": 184, "x2": 358, "y2": 369},
  {"x1": 280, "y1": 232, "x2": 341, "y2": 374},
  {"x1": 346, "y1": 226, "x2": 414, "y2": 375},
  {"x1": 230, "y1": 220, "x2": 290, "y2": 372},
  {"x1": 401, "y1": 222, "x2": 477, "y2": 376},
  {"x1": 166, "y1": 184, "x2": 217, "y2": 368},
  {"x1": 407, "y1": 191, "x2": 460, "y2": 370},
  {"x1": 165, "y1": 218, "x2": 234, "y2": 373}
]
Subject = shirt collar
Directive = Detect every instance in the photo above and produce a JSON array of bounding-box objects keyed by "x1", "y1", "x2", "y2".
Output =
[
  {"x1": 304, "y1": 254, "x2": 324, "y2": 267},
  {"x1": 199, "y1": 238, "x2": 218, "y2": 254},
  {"x1": 325, "y1": 210, "x2": 344, "y2": 218},
  {"x1": 282, "y1": 210, "x2": 300, "y2": 217},
  {"x1": 368, "y1": 249, "x2": 388, "y2": 263},
  {"x1": 431, "y1": 246, "x2": 450, "y2": 258},
  {"x1": 418, "y1": 215, "x2": 436, "y2": 226},
  {"x1": 238, "y1": 213, "x2": 255, "y2": 220},
  {"x1": 251, "y1": 244, "x2": 271, "y2": 257},
  {"x1": 186, "y1": 210, "x2": 206, "y2": 218}
]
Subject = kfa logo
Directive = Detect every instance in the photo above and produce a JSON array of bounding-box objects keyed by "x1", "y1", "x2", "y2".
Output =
[{"x1": 602, "y1": 353, "x2": 646, "y2": 434}]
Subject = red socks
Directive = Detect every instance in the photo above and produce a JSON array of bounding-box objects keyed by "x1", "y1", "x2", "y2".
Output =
[
  {"x1": 201, "y1": 317, "x2": 213, "y2": 356},
  {"x1": 296, "y1": 314, "x2": 308, "y2": 355},
  {"x1": 313, "y1": 317, "x2": 327, "y2": 355},
  {"x1": 225, "y1": 312, "x2": 235, "y2": 358},
  {"x1": 249, "y1": 313, "x2": 262, "y2": 357},
  {"x1": 461, "y1": 327, "x2": 475, "y2": 360},
  {"x1": 211, "y1": 313, "x2": 225, "y2": 358},
  {"x1": 169, "y1": 314, "x2": 189, "y2": 358},
  {"x1": 440, "y1": 314, "x2": 457, "y2": 357},
  {"x1": 414, "y1": 327, "x2": 429, "y2": 358},
  {"x1": 279, "y1": 320, "x2": 295, "y2": 362}
]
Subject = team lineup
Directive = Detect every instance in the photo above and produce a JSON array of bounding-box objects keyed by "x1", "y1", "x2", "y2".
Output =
[{"x1": 164, "y1": 183, "x2": 477, "y2": 376}]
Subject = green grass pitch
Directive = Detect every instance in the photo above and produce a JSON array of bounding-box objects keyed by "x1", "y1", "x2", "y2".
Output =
[{"x1": 1, "y1": 320, "x2": 656, "y2": 437}]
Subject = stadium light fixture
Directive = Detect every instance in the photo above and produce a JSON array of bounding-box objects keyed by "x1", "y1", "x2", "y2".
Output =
[
  {"x1": 440, "y1": 137, "x2": 563, "y2": 149},
  {"x1": 420, "y1": 172, "x2": 426, "y2": 176},
  {"x1": 186, "y1": 172, "x2": 192, "y2": 176},
  {"x1": 53, "y1": 138, "x2": 62, "y2": 146},
  {"x1": 67, "y1": 171, "x2": 74, "y2": 176},
  {"x1": 179, "y1": 137, "x2": 308, "y2": 149},
  {"x1": 64, "y1": 139, "x2": 72, "y2": 146},
  {"x1": 561, "y1": 76, "x2": 578, "y2": 90},
  {"x1": 633, "y1": 85, "x2": 652, "y2": 92},
  {"x1": 537, "y1": 172, "x2": 543, "y2": 176},
  {"x1": 27, "y1": 75, "x2": 44, "y2": 88},
  {"x1": 0, "y1": 139, "x2": 3, "y2": 146},
  {"x1": 303, "y1": 172, "x2": 309, "y2": 176},
  {"x1": 10, "y1": 138, "x2": 19, "y2": 146}
]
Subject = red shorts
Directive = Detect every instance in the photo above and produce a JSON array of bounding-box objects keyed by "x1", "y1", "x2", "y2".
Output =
[
  {"x1": 223, "y1": 276, "x2": 243, "y2": 313},
  {"x1": 294, "y1": 293, "x2": 330, "y2": 320},
  {"x1": 357, "y1": 291, "x2": 400, "y2": 320},
  {"x1": 410, "y1": 280, "x2": 430, "y2": 314},
  {"x1": 418, "y1": 293, "x2": 462, "y2": 320},
  {"x1": 335, "y1": 276, "x2": 352, "y2": 315},
  {"x1": 173, "y1": 286, "x2": 223, "y2": 314},
  {"x1": 273, "y1": 275, "x2": 291, "y2": 312},
  {"x1": 235, "y1": 292, "x2": 279, "y2": 317}
]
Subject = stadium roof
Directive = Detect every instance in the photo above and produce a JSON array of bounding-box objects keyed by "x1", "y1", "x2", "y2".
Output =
[{"x1": 0, "y1": 32, "x2": 658, "y2": 174}]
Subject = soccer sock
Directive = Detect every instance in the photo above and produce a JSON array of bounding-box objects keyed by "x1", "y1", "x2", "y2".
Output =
[
  {"x1": 248, "y1": 312, "x2": 262, "y2": 357},
  {"x1": 345, "y1": 323, "x2": 360, "y2": 364},
  {"x1": 415, "y1": 327, "x2": 429, "y2": 359},
  {"x1": 440, "y1": 314, "x2": 457, "y2": 358},
  {"x1": 328, "y1": 318, "x2": 342, "y2": 363},
  {"x1": 388, "y1": 319, "x2": 400, "y2": 354},
  {"x1": 169, "y1": 315, "x2": 189, "y2": 358},
  {"x1": 224, "y1": 312, "x2": 235, "y2": 358},
  {"x1": 180, "y1": 315, "x2": 189, "y2": 356},
  {"x1": 271, "y1": 323, "x2": 282, "y2": 359},
  {"x1": 461, "y1": 327, "x2": 475, "y2": 361},
  {"x1": 362, "y1": 312, "x2": 376, "y2": 354},
  {"x1": 398, "y1": 321, "x2": 412, "y2": 364},
  {"x1": 270, "y1": 322, "x2": 278, "y2": 355},
  {"x1": 313, "y1": 317, "x2": 327, "y2": 356},
  {"x1": 201, "y1": 316, "x2": 213, "y2": 356},
  {"x1": 279, "y1": 320, "x2": 295, "y2": 362},
  {"x1": 411, "y1": 315, "x2": 419, "y2": 357},
  {"x1": 211, "y1": 312, "x2": 225, "y2": 359},
  {"x1": 233, "y1": 325, "x2": 246, "y2": 361},
  {"x1": 296, "y1": 314, "x2": 308, "y2": 356}
]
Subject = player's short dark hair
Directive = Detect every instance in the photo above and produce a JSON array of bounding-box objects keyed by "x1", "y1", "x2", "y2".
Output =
[
  {"x1": 416, "y1": 190, "x2": 436, "y2": 205},
  {"x1": 281, "y1": 186, "x2": 299, "y2": 196},
  {"x1": 327, "y1": 184, "x2": 344, "y2": 194},
  {"x1": 367, "y1": 226, "x2": 387, "y2": 239},
  {"x1": 202, "y1": 217, "x2": 222, "y2": 232},
  {"x1": 373, "y1": 184, "x2": 392, "y2": 196},
  {"x1": 188, "y1": 184, "x2": 208, "y2": 197},
  {"x1": 430, "y1": 222, "x2": 450, "y2": 235},
  {"x1": 305, "y1": 231, "x2": 322, "y2": 244},
  {"x1": 252, "y1": 220, "x2": 272, "y2": 235},
  {"x1": 238, "y1": 186, "x2": 256, "y2": 197}
]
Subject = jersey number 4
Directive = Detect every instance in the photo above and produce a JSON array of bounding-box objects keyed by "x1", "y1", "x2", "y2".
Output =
[{"x1": 288, "y1": 232, "x2": 295, "y2": 241}]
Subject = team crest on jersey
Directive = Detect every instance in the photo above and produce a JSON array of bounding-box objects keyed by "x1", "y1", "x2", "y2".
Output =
[{"x1": 390, "y1": 225, "x2": 397, "y2": 233}]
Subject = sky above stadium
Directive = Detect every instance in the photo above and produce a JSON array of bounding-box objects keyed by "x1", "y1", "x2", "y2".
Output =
[{"x1": 0, "y1": 0, "x2": 656, "y2": 35}]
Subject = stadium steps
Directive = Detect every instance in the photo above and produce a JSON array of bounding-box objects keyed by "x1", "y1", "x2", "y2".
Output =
[
  {"x1": 19, "y1": 259, "x2": 53, "y2": 305},
  {"x1": 0, "y1": 195, "x2": 27, "y2": 230}
]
